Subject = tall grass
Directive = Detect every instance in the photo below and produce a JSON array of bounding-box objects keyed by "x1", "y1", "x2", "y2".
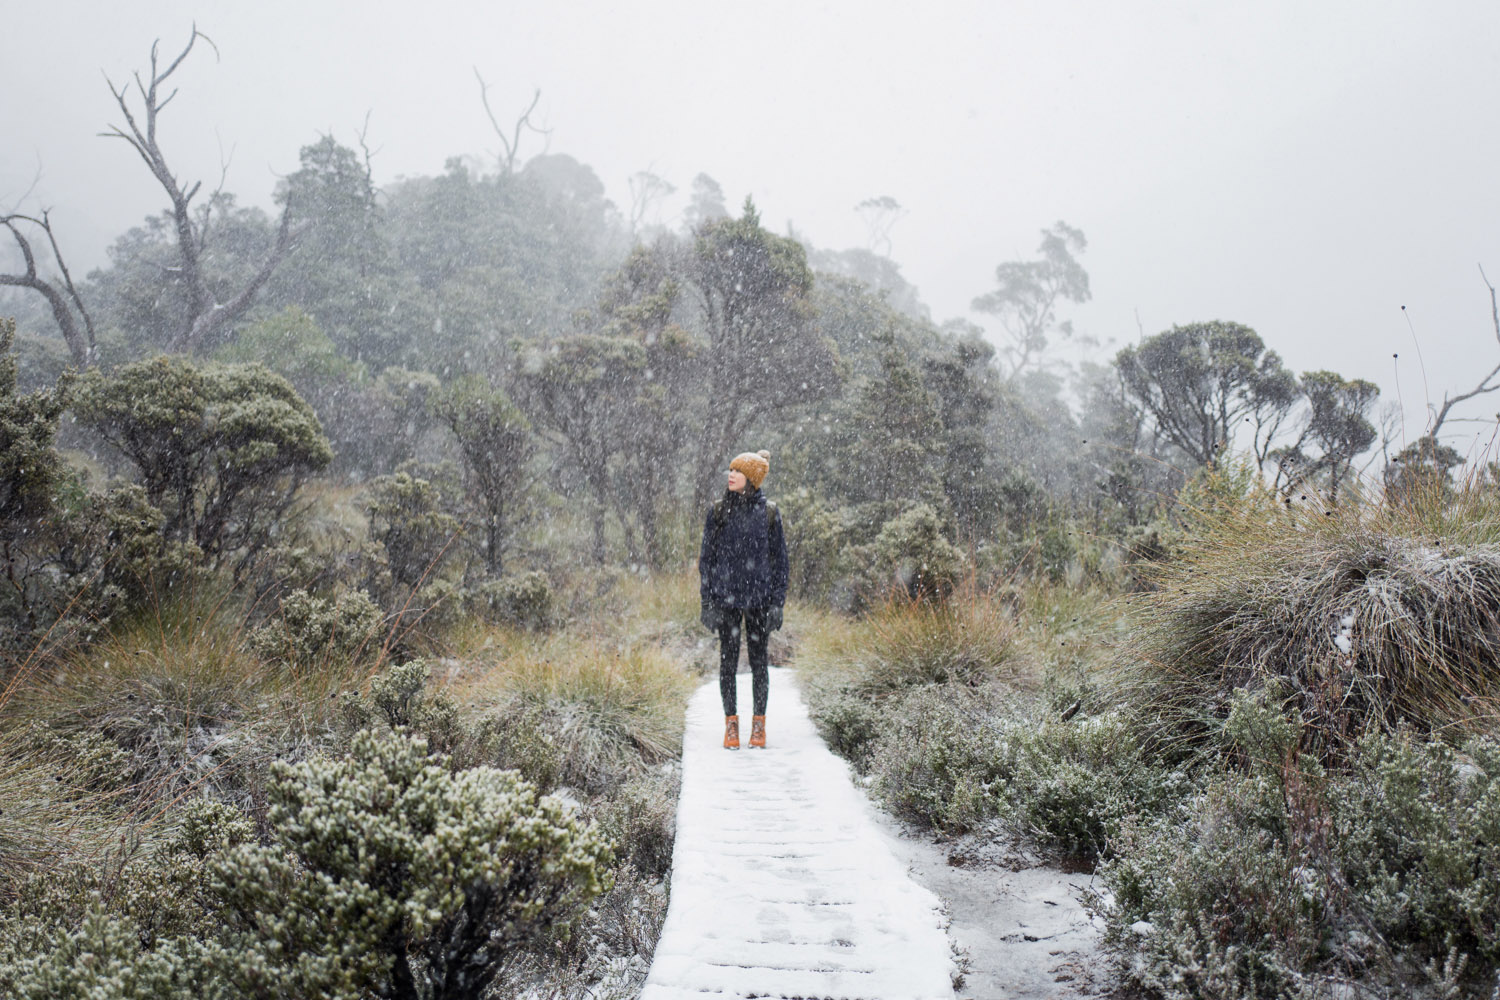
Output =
[
  {"x1": 1122, "y1": 474, "x2": 1500, "y2": 754},
  {"x1": 0, "y1": 583, "x2": 388, "y2": 896},
  {"x1": 796, "y1": 585, "x2": 1029, "y2": 696},
  {"x1": 455, "y1": 632, "x2": 694, "y2": 771}
]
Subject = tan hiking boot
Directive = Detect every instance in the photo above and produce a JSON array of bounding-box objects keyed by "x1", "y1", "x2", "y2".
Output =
[
  {"x1": 723, "y1": 715, "x2": 740, "y2": 750},
  {"x1": 749, "y1": 715, "x2": 766, "y2": 749}
]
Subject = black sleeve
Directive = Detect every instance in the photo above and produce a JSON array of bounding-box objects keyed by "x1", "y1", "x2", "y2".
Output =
[
  {"x1": 769, "y1": 509, "x2": 789, "y2": 607},
  {"x1": 699, "y1": 506, "x2": 717, "y2": 601}
]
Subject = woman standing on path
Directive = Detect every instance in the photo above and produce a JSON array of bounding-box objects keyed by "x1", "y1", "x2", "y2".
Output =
[{"x1": 699, "y1": 450, "x2": 789, "y2": 750}]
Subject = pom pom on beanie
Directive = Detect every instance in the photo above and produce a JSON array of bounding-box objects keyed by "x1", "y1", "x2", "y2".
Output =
[{"x1": 730, "y1": 450, "x2": 771, "y2": 490}]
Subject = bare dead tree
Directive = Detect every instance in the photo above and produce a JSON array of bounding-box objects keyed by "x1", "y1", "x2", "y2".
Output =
[
  {"x1": 101, "y1": 27, "x2": 301, "y2": 354},
  {"x1": 473, "y1": 73, "x2": 550, "y2": 175},
  {"x1": 855, "y1": 195, "x2": 906, "y2": 257},
  {"x1": 1, "y1": 211, "x2": 98, "y2": 367},
  {"x1": 627, "y1": 170, "x2": 675, "y2": 235},
  {"x1": 1424, "y1": 265, "x2": 1500, "y2": 442}
]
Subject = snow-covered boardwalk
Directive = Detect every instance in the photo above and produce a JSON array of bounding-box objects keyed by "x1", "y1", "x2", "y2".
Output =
[{"x1": 642, "y1": 669, "x2": 954, "y2": 1000}]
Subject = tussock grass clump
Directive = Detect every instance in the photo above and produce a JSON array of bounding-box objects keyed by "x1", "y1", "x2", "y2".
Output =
[
  {"x1": 850, "y1": 590, "x2": 1026, "y2": 696},
  {"x1": 1125, "y1": 480, "x2": 1500, "y2": 753},
  {"x1": 453, "y1": 631, "x2": 694, "y2": 794},
  {"x1": 795, "y1": 591, "x2": 1031, "y2": 774},
  {"x1": 3, "y1": 593, "x2": 366, "y2": 819}
]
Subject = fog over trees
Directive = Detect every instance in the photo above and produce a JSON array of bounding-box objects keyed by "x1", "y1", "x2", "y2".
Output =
[
  {"x1": 8, "y1": 13, "x2": 1500, "y2": 998},
  {"x1": 4, "y1": 18, "x2": 1492, "y2": 615}
]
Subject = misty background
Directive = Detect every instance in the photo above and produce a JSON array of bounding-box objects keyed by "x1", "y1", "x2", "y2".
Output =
[{"x1": 5, "y1": 0, "x2": 1500, "y2": 448}]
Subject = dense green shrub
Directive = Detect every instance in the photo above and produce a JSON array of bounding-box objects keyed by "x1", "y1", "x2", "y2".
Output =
[
  {"x1": 870, "y1": 689, "x2": 1003, "y2": 831},
  {"x1": 869, "y1": 692, "x2": 1186, "y2": 851},
  {"x1": 364, "y1": 468, "x2": 463, "y2": 596},
  {"x1": 806, "y1": 687, "x2": 882, "y2": 769},
  {"x1": 469, "y1": 570, "x2": 555, "y2": 630},
  {"x1": 594, "y1": 770, "x2": 680, "y2": 877},
  {"x1": 71, "y1": 356, "x2": 333, "y2": 570},
  {"x1": 1097, "y1": 734, "x2": 1500, "y2": 1000},
  {"x1": 249, "y1": 587, "x2": 384, "y2": 669},
  {"x1": 861, "y1": 502, "x2": 967, "y2": 604},
  {"x1": 0, "y1": 316, "x2": 74, "y2": 642},
  {"x1": 1326, "y1": 734, "x2": 1500, "y2": 972},
  {"x1": 0, "y1": 799, "x2": 253, "y2": 1000},
  {"x1": 338, "y1": 660, "x2": 491, "y2": 768},
  {"x1": 211, "y1": 730, "x2": 611, "y2": 1000},
  {"x1": 1, "y1": 735, "x2": 613, "y2": 1000},
  {"x1": 991, "y1": 713, "x2": 1192, "y2": 859}
]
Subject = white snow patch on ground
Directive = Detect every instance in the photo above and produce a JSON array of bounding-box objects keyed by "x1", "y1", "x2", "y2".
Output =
[
  {"x1": 641, "y1": 669, "x2": 955, "y2": 1000},
  {"x1": 873, "y1": 816, "x2": 1110, "y2": 999}
]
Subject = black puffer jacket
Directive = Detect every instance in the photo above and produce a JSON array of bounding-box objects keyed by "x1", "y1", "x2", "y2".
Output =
[{"x1": 698, "y1": 487, "x2": 789, "y2": 610}]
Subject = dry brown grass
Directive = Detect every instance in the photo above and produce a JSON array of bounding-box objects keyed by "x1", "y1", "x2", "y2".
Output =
[{"x1": 1121, "y1": 472, "x2": 1500, "y2": 754}]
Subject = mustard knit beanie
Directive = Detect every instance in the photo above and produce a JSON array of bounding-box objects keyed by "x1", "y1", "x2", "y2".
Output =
[{"x1": 730, "y1": 450, "x2": 771, "y2": 490}]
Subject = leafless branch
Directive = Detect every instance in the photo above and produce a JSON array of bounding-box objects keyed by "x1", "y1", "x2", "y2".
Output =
[
  {"x1": 473, "y1": 72, "x2": 549, "y2": 174},
  {"x1": 355, "y1": 109, "x2": 380, "y2": 186},
  {"x1": 5, "y1": 157, "x2": 44, "y2": 216},
  {"x1": 1428, "y1": 266, "x2": 1500, "y2": 441},
  {"x1": 0, "y1": 213, "x2": 97, "y2": 366},
  {"x1": 99, "y1": 27, "x2": 297, "y2": 353}
]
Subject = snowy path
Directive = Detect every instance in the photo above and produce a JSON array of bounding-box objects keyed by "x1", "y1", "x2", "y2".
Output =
[{"x1": 641, "y1": 669, "x2": 954, "y2": 1000}]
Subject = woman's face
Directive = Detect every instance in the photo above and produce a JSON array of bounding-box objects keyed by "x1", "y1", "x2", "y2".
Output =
[{"x1": 726, "y1": 469, "x2": 747, "y2": 492}]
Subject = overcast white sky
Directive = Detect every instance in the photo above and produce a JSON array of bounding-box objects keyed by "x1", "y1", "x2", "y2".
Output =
[{"x1": 6, "y1": 0, "x2": 1500, "y2": 453}]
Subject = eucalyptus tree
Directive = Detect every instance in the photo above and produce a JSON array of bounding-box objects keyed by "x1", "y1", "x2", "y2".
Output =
[
  {"x1": 515, "y1": 334, "x2": 649, "y2": 563},
  {"x1": 1115, "y1": 320, "x2": 1296, "y2": 469},
  {"x1": 685, "y1": 198, "x2": 839, "y2": 509},
  {"x1": 430, "y1": 375, "x2": 533, "y2": 576},
  {"x1": 100, "y1": 29, "x2": 301, "y2": 355},
  {"x1": 973, "y1": 221, "x2": 1090, "y2": 377},
  {"x1": 1271, "y1": 370, "x2": 1380, "y2": 498}
]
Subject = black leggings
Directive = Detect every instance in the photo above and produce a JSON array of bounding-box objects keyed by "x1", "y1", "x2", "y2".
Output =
[{"x1": 718, "y1": 606, "x2": 770, "y2": 717}]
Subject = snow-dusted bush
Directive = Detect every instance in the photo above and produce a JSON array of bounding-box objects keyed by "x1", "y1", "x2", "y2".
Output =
[
  {"x1": 211, "y1": 729, "x2": 612, "y2": 999},
  {"x1": 862, "y1": 502, "x2": 967, "y2": 604},
  {"x1": 807, "y1": 688, "x2": 881, "y2": 770},
  {"x1": 249, "y1": 587, "x2": 384, "y2": 669},
  {"x1": 363, "y1": 468, "x2": 463, "y2": 594},
  {"x1": 594, "y1": 769, "x2": 680, "y2": 877},
  {"x1": 469, "y1": 569, "x2": 554, "y2": 630},
  {"x1": 1097, "y1": 733, "x2": 1500, "y2": 1000},
  {"x1": 1123, "y1": 476, "x2": 1500, "y2": 758},
  {"x1": 71, "y1": 356, "x2": 332, "y2": 569},
  {"x1": 869, "y1": 689, "x2": 1003, "y2": 831},
  {"x1": 2, "y1": 736, "x2": 614, "y2": 1000},
  {"x1": 0, "y1": 799, "x2": 252, "y2": 999},
  {"x1": 987, "y1": 713, "x2": 1190, "y2": 860},
  {"x1": 869, "y1": 691, "x2": 1184, "y2": 850}
]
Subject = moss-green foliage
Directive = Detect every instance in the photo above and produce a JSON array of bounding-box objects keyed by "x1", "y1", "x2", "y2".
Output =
[
  {"x1": 0, "y1": 735, "x2": 612, "y2": 1000},
  {"x1": 1098, "y1": 734, "x2": 1500, "y2": 1000},
  {"x1": 250, "y1": 587, "x2": 385, "y2": 670},
  {"x1": 866, "y1": 502, "x2": 967, "y2": 602},
  {"x1": 469, "y1": 570, "x2": 555, "y2": 630},
  {"x1": 430, "y1": 375, "x2": 533, "y2": 576},
  {"x1": 71, "y1": 356, "x2": 332, "y2": 567},
  {"x1": 214, "y1": 730, "x2": 612, "y2": 999},
  {"x1": 779, "y1": 492, "x2": 968, "y2": 610},
  {"x1": 868, "y1": 693, "x2": 1187, "y2": 850},
  {"x1": 215, "y1": 306, "x2": 364, "y2": 398},
  {"x1": 0, "y1": 799, "x2": 251, "y2": 1000},
  {"x1": 0, "y1": 317, "x2": 68, "y2": 532},
  {"x1": 0, "y1": 316, "x2": 73, "y2": 641},
  {"x1": 363, "y1": 468, "x2": 463, "y2": 597}
]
